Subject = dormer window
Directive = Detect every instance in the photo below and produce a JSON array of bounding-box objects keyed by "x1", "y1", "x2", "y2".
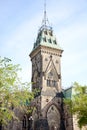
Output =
[
  {"x1": 43, "y1": 37, "x2": 46, "y2": 42},
  {"x1": 44, "y1": 30, "x2": 47, "y2": 35},
  {"x1": 53, "y1": 40, "x2": 57, "y2": 44},
  {"x1": 49, "y1": 31, "x2": 53, "y2": 36},
  {"x1": 48, "y1": 39, "x2": 52, "y2": 43}
]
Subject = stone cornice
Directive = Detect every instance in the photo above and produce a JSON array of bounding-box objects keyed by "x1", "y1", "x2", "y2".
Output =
[{"x1": 29, "y1": 45, "x2": 63, "y2": 59}]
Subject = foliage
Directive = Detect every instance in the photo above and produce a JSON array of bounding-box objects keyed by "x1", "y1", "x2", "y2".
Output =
[
  {"x1": 64, "y1": 82, "x2": 87, "y2": 128},
  {"x1": 0, "y1": 57, "x2": 34, "y2": 125}
]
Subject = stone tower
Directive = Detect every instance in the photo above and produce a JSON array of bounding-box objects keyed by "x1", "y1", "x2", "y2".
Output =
[
  {"x1": 30, "y1": 26, "x2": 64, "y2": 130},
  {"x1": 29, "y1": 3, "x2": 73, "y2": 130}
]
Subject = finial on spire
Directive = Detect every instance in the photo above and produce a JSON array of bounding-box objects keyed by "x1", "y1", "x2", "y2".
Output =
[{"x1": 39, "y1": 0, "x2": 52, "y2": 31}]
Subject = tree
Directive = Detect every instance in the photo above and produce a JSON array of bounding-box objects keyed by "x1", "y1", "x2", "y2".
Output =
[
  {"x1": 0, "y1": 57, "x2": 34, "y2": 125},
  {"x1": 64, "y1": 82, "x2": 87, "y2": 129}
]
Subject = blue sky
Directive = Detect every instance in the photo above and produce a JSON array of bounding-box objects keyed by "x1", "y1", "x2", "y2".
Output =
[{"x1": 0, "y1": 0, "x2": 87, "y2": 88}]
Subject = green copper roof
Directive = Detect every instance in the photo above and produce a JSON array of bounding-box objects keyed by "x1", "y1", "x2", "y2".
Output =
[
  {"x1": 63, "y1": 86, "x2": 76, "y2": 99},
  {"x1": 63, "y1": 87, "x2": 72, "y2": 99},
  {"x1": 33, "y1": 25, "x2": 62, "y2": 51}
]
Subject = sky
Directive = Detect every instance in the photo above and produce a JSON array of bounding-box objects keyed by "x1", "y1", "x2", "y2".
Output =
[{"x1": 0, "y1": 0, "x2": 87, "y2": 89}]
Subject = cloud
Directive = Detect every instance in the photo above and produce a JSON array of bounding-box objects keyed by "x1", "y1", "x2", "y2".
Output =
[{"x1": 0, "y1": 0, "x2": 87, "y2": 87}]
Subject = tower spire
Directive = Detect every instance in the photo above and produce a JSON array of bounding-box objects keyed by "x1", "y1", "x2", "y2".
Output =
[
  {"x1": 39, "y1": 0, "x2": 52, "y2": 31},
  {"x1": 44, "y1": 0, "x2": 47, "y2": 26},
  {"x1": 40, "y1": 0, "x2": 52, "y2": 30}
]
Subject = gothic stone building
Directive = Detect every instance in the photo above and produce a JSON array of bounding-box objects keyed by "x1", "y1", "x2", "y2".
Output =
[
  {"x1": 1, "y1": 25, "x2": 73, "y2": 130},
  {"x1": 1, "y1": 8, "x2": 83, "y2": 130},
  {"x1": 29, "y1": 24, "x2": 73, "y2": 130}
]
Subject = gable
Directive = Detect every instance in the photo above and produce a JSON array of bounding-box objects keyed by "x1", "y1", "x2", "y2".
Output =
[{"x1": 45, "y1": 57, "x2": 59, "y2": 81}]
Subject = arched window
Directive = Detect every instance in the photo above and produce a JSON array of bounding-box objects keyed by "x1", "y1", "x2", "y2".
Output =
[
  {"x1": 47, "y1": 105, "x2": 60, "y2": 130},
  {"x1": 47, "y1": 71, "x2": 58, "y2": 87},
  {"x1": 47, "y1": 80, "x2": 57, "y2": 87}
]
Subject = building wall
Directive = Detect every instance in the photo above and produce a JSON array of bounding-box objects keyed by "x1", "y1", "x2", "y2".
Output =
[{"x1": 2, "y1": 108, "x2": 29, "y2": 130}]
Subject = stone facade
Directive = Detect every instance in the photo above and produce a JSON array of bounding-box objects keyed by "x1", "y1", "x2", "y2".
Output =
[
  {"x1": 1, "y1": 12, "x2": 78, "y2": 130},
  {"x1": 30, "y1": 26, "x2": 73, "y2": 130},
  {"x1": 1, "y1": 24, "x2": 74, "y2": 130}
]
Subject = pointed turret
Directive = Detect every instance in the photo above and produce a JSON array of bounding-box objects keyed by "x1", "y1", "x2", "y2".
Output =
[
  {"x1": 33, "y1": 27, "x2": 63, "y2": 51},
  {"x1": 32, "y1": 0, "x2": 63, "y2": 52}
]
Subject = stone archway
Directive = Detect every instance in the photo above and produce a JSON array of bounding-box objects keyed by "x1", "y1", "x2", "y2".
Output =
[{"x1": 47, "y1": 104, "x2": 60, "y2": 130}]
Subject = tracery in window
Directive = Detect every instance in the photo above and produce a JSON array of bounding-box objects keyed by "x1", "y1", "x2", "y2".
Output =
[{"x1": 47, "y1": 80, "x2": 57, "y2": 87}]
